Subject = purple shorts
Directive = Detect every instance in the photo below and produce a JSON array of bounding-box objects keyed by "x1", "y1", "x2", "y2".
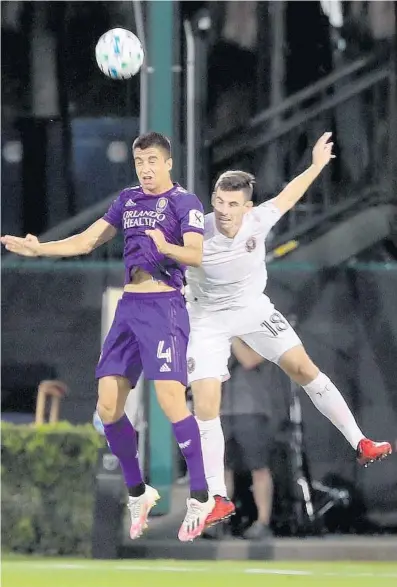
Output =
[{"x1": 96, "y1": 290, "x2": 190, "y2": 387}]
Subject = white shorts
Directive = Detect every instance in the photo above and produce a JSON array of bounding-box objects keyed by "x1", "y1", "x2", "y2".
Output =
[{"x1": 187, "y1": 295, "x2": 302, "y2": 384}]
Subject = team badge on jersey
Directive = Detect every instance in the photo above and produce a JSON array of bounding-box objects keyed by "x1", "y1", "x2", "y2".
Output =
[
  {"x1": 187, "y1": 357, "x2": 196, "y2": 374},
  {"x1": 245, "y1": 237, "x2": 256, "y2": 252},
  {"x1": 156, "y1": 198, "x2": 168, "y2": 213}
]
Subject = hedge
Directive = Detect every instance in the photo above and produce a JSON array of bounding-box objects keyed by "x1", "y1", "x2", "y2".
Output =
[{"x1": 1, "y1": 421, "x2": 105, "y2": 556}]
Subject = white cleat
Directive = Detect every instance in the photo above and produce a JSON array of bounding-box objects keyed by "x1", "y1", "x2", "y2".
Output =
[
  {"x1": 127, "y1": 484, "x2": 160, "y2": 540},
  {"x1": 178, "y1": 495, "x2": 215, "y2": 542}
]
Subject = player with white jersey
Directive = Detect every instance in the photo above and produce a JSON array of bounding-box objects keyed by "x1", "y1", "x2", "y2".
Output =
[{"x1": 186, "y1": 133, "x2": 392, "y2": 528}]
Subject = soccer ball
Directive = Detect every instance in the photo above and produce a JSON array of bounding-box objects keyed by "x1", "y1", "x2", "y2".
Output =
[{"x1": 95, "y1": 28, "x2": 144, "y2": 80}]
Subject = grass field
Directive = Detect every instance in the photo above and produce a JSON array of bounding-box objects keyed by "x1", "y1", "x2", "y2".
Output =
[{"x1": 2, "y1": 557, "x2": 397, "y2": 587}]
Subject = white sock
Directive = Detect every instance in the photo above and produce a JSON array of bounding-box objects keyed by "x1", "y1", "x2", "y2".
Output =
[
  {"x1": 303, "y1": 372, "x2": 364, "y2": 449},
  {"x1": 196, "y1": 417, "x2": 227, "y2": 497}
]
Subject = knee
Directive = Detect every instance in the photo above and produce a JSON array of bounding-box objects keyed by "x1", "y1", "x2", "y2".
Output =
[
  {"x1": 290, "y1": 362, "x2": 318, "y2": 385},
  {"x1": 96, "y1": 397, "x2": 122, "y2": 424},
  {"x1": 192, "y1": 380, "x2": 221, "y2": 420},
  {"x1": 279, "y1": 347, "x2": 319, "y2": 386},
  {"x1": 194, "y1": 396, "x2": 219, "y2": 420},
  {"x1": 97, "y1": 376, "x2": 129, "y2": 424},
  {"x1": 155, "y1": 381, "x2": 189, "y2": 423},
  {"x1": 156, "y1": 382, "x2": 184, "y2": 408}
]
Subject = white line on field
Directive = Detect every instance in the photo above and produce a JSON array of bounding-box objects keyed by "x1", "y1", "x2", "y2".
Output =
[
  {"x1": 246, "y1": 569, "x2": 312, "y2": 575},
  {"x1": 246, "y1": 569, "x2": 397, "y2": 578},
  {"x1": 116, "y1": 565, "x2": 207, "y2": 572},
  {"x1": 2, "y1": 563, "x2": 207, "y2": 573},
  {"x1": 3, "y1": 562, "x2": 397, "y2": 578}
]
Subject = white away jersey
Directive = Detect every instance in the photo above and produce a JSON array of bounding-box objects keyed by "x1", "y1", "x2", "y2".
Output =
[{"x1": 186, "y1": 201, "x2": 282, "y2": 311}]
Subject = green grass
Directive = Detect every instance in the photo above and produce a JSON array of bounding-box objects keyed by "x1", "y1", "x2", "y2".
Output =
[{"x1": 2, "y1": 557, "x2": 397, "y2": 587}]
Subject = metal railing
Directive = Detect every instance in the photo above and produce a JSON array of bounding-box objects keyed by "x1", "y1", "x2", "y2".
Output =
[
  {"x1": 209, "y1": 55, "x2": 377, "y2": 158},
  {"x1": 209, "y1": 51, "x2": 396, "y2": 247}
]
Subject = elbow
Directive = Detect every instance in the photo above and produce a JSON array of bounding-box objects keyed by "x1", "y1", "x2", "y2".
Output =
[
  {"x1": 79, "y1": 228, "x2": 102, "y2": 255},
  {"x1": 82, "y1": 242, "x2": 94, "y2": 255},
  {"x1": 83, "y1": 245, "x2": 93, "y2": 255},
  {"x1": 190, "y1": 252, "x2": 203, "y2": 267},
  {"x1": 84, "y1": 236, "x2": 100, "y2": 255}
]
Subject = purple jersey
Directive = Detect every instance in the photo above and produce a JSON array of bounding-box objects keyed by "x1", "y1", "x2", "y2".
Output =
[{"x1": 103, "y1": 183, "x2": 204, "y2": 289}]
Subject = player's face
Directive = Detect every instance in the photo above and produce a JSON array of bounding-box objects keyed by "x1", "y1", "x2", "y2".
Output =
[
  {"x1": 212, "y1": 189, "x2": 253, "y2": 235},
  {"x1": 133, "y1": 146, "x2": 173, "y2": 194}
]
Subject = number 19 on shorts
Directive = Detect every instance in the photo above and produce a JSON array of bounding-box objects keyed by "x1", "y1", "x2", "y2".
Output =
[{"x1": 260, "y1": 312, "x2": 288, "y2": 337}]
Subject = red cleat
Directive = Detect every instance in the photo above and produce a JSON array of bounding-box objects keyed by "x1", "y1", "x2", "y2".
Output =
[
  {"x1": 204, "y1": 495, "x2": 235, "y2": 529},
  {"x1": 356, "y1": 438, "x2": 392, "y2": 466}
]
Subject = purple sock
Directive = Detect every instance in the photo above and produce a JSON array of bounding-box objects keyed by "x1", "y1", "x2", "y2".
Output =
[
  {"x1": 103, "y1": 414, "x2": 143, "y2": 487},
  {"x1": 173, "y1": 415, "x2": 208, "y2": 492}
]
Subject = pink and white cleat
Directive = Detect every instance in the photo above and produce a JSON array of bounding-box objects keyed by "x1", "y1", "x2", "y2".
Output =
[
  {"x1": 178, "y1": 495, "x2": 215, "y2": 542},
  {"x1": 127, "y1": 484, "x2": 160, "y2": 539}
]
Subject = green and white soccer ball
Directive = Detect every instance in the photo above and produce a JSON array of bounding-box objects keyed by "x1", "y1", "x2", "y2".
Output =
[{"x1": 95, "y1": 28, "x2": 144, "y2": 80}]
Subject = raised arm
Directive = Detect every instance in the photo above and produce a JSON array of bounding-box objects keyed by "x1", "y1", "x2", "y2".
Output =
[
  {"x1": 271, "y1": 132, "x2": 335, "y2": 216},
  {"x1": 1, "y1": 218, "x2": 117, "y2": 258}
]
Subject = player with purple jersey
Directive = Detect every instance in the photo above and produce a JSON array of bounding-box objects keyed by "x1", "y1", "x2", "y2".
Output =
[{"x1": 1, "y1": 132, "x2": 215, "y2": 542}]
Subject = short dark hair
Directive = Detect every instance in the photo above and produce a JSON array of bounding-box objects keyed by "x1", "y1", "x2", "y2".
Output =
[
  {"x1": 214, "y1": 170, "x2": 255, "y2": 201},
  {"x1": 133, "y1": 131, "x2": 171, "y2": 157}
]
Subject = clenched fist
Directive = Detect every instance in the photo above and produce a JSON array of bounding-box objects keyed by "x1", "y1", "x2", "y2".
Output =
[{"x1": 312, "y1": 132, "x2": 335, "y2": 171}]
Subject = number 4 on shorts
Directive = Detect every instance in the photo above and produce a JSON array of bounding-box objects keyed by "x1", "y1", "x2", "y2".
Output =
[{"x1": 157, "y1": 340, "x2": 172, "y2": 363}]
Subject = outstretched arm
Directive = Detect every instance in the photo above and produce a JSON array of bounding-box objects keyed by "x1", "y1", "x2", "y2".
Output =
[
  {"x1": 1, "y1": 219, "x2": 117, "y2": 258},
  {"x1": 271, "y1": 132, "x2": 335, "y2": 216}
]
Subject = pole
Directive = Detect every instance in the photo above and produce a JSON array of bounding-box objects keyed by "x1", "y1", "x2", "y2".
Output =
[
  {"x1": 133, "y1": 0, "x2": 148, "y2": 134},
  {"x1": 145, "y1": 0, "x2": 178, "y2": 514},
  {"x1": 184, "y1": 19, "x2": 195, "y2": 193}
]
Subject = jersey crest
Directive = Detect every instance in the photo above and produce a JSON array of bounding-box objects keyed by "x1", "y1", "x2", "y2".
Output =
[{"x1": 245, "y1": 237, "x2": 257, "y2": 252}]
